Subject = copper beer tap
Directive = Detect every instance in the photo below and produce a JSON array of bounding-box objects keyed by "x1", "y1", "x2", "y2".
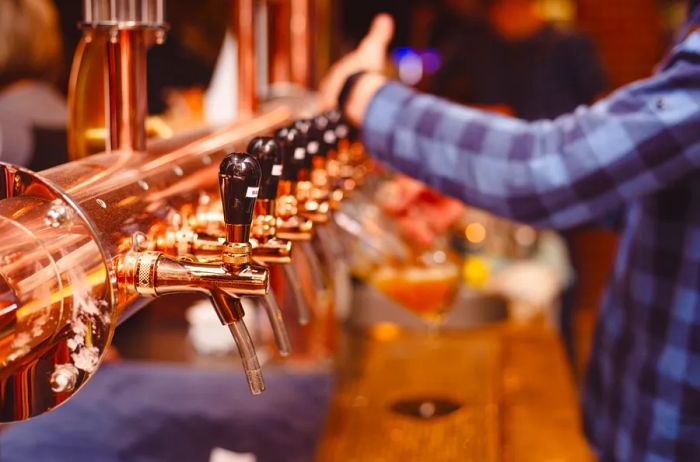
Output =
[
  {"x1": 290, "y1": 120, "x2": 331, "y2": 224},
  {"x1": 119, "y1": 153, "x2": 271, "y2": 395},
  {"x1": 247, "y1": 137, "x2": 312, "y2": 326},
  {"x1": 275, "y1": 126, "x2": 318, "y2": 238},
  {"x1": 275, "y1": 126, "x2": 328, "y2": 297}
]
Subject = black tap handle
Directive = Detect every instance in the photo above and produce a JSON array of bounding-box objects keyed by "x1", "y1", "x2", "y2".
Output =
[
  {"x1": 326, "y1": 109, "x2": 350, "y2": 144},
  {"x1": 314, "y1": 115, "x2": 337, "y2": 156},
  {"x1": 292, "y1": 119, "x2": 319, "y2": 163},
  {"x1": 247, "y1": 137, "x2": 282, "y2": 200},
  {"x1": 275, "y1": 127, "x2": 307, "y2": 181},
  {"x1": 219, "y1": 152, "x2": 261, "y2": 226}
]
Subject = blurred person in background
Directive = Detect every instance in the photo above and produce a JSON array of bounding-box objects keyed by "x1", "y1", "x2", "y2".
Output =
[
  {"x1": 321, "y1": 2, "x2": 700, "y2": 459},
  {"x1": 426, "y1": 0, "x2": 609, "y2": 366},
  {"x1": 0, "y1": 0, "x2": 68, "y2": 170},
  {"x1": 429, "y1": 0, "x2": 606, "y2": 126}
]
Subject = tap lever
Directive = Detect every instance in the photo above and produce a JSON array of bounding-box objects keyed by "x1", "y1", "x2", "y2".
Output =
[
  {"x1": 219, "y1": 152, "x2": 261, "y2": 243},
  {"x1": 247, "y1": 137, "x2": 283, "y2": 201},
  {"x1": 291, "y1": 120, "x2": 315, "y2": 172},
  {"x1": 313, "y1": 115, "x2": 336, "y2": 158},
  {"x1": 276, "y1": 127, "x2": 307, "y2": 182}
]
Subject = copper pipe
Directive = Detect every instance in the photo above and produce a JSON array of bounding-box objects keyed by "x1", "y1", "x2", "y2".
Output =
[
  {"x1": 268, "y1": 0, "x2": 292, "y2": 84},
  {"x1": 106, "y1": 29, "x2": 148, "y2": 152},
  {"x1": 234, "y1": 0, "x2": 258, "y2": 117},
  {"x1": 290, "y1": 0, "x2": 311, "y2": 87}
]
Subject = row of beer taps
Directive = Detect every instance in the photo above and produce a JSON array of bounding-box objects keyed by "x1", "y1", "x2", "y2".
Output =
[{"x1": 117, "y1": 110, "x2": 367, "y2": 394}]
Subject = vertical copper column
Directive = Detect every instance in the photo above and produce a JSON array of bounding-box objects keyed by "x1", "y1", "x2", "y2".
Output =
[
  {"x1": 290, "y1": 0, "x2": 311, "y2": 88},
  {"x1": 313, "y1": 0, "x2": 332, "y2": 88},
  {"x1": 268, "y1": 0, "x2": 292, "y2": 84},
  {"x1": 106, "y1": 30, "x2": 148, "y2": 152},
  {"x1": 68, "y1": 0, "x2": 165, "y2": 158},
  {"x1": 234, "y1": 0, "x2": 258, "y2": 117}
]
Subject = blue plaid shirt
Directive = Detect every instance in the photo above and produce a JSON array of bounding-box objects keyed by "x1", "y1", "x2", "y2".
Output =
[{"x1": 362, "y1": 10, "x2": 700, "y2": 462}]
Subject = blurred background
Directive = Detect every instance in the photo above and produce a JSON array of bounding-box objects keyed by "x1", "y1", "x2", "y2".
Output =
[
  {"x1": 41, "y1": 0, "x2": 681, "y2": 380},
  {"x1": 0, "y1": 1, "x2": 690, "y2": 460}
]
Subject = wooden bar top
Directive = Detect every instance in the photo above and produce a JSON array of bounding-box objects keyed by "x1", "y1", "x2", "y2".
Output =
[{"x1": 316, "y1": 323, "x2": 594, "y2": 461}]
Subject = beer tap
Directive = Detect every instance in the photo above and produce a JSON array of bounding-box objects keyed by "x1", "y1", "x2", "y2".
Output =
[
  {"x1": 275, "y1": 126, "x2": 315, "y2": 241},
  {"x1": 306, "y1": 114, "x2": 356, "y2": 319},
  {"x1": 291, "y1": 120, "x2": 331, "y2": 224},
  {"x1": 150, "y1": 148, "x2": 299, "y2": 351},
  {"x1": 312, "y1": 114, "x2": 345, "y2": 209},
  {"x1": 247, "y1": 137, "x2": 293, "y2": 264},
  {"x1": 325, "y1": 110, "x2": 359, "y2": 195},
  {"x1": 119, "y1": 153, "x2": 270, "y2": 395},
  {"x1": 247, "y1": 136, "x2": 311, "y2": 326},
  {"x1": 275, "y1": 126, "x2": 328, "y2": 301}
]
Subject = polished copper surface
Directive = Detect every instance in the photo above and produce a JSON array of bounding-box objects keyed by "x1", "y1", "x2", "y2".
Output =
[
  {"x1": 316, "y1": 325, "x2": 593, "y2": 461},
  {"x1": 118, "y1": 250, "x2": 269, "y2": 298},
  {"x1": 268, "y1": 0, "x2": 292, "y2": 84},
  {"x1": 69, "y1": 0, "x2": 167, "y2": 160},
  {"x1": 290, "y1": 0, "x2": 311, "y2": 87},
  {"x1": 1, "y1": 0, "x2": 337, "y2": 421},
  {"x1": 0, "y1": 106, "x2": 295, "y2": 421},
  {"x1": 234, "y1": 0, "x2": 258, "y2": 117},
  {"x1": 67, "y1": 29, "x2": 109, "y2": 159},
  {"x1": 107, "y1": 29, "x2": 148, "y2": 152},
  {"x1": 0, "y1": 165, "x2": 113, "y2": 421}
]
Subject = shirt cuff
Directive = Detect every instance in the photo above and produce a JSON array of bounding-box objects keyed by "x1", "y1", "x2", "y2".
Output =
[{"x1": 361, "y1": 81, "x2": 417, "y2": 163}]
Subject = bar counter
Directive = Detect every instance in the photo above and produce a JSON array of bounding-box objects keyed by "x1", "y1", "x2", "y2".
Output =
[{"x1": 317, "y1": 323, "x2": 593, "y2": 461}]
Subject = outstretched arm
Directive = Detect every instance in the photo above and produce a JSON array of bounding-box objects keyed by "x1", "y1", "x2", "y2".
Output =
[{"x1": 321, "y1": 16, "x2": 700, "y2": 230}]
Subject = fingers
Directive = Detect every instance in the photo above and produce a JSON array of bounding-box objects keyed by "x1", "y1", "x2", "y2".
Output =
[
  {"x1": 318, "y1": 13, "x2": 394, "y2": 110},
  {"x1": 358, "y1": 13, "x2": 395, "y2": 66},
  {"x1": 362, "y1": 14, "x2": 395, "y2": 50},
  {"x1": 318, "y1": 54, "x2": 357, "y2": 109}
]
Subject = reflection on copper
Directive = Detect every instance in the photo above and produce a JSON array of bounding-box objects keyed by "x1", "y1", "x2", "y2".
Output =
[
  {"x1": 290, "y1": 0, "x2": 311, "y2": 87},
  {"x1": 268, "y1": 0, "x2": 292, "y2": 84},
  {"x1": 0, "y1": 102, "x2": 297, "y2": 422},
  {"x1": 107, "y1": 29, "x2": 148, "y2": 152},
  {"x1": 67, "y1": 30, "x2": 109, "y2": 160},
  {"x1": 234, "y1": 0, "x2": 258, "y2": 117}
]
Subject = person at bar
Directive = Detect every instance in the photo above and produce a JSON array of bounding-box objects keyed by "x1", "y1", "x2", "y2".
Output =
[
  {"x1": 0, "y1": 0, "x2": 68, "y2": 170},
  {"x1": 428, "y1": 0, "x2": 606, "y2": 118},
  {"x1": 320, "y1": 3, "x2": 700, "y2": 461}
]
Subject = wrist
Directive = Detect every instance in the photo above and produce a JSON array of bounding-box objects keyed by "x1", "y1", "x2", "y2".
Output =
[{"x1": 344, "y1": 73, "x2": 387, "y2": 127}]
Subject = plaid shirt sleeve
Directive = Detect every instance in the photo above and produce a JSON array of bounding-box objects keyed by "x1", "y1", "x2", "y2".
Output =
[{"x1": 362, "y1": 31, "x2": 700, "y2": 230}]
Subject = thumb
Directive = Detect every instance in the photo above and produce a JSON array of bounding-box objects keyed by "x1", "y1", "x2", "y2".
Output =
[{"x1": 359, "y1": 13, "x2": 395, "y2": 52}]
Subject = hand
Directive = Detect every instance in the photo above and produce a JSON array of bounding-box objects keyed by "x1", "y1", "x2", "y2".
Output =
[{"x1": 318, "y1": 14, "x2": 394, "y2": 121}]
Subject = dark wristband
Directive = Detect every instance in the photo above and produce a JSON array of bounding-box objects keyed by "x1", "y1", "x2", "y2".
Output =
[{"x1": 337, "y1": 71, "x2": 367, "y2": 116}]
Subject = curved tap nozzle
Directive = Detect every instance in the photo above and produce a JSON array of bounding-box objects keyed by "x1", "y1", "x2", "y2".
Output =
[
  {"x1": 118, "y1": 247, "x2": 268, "y2": 394},
  {"x1": 210, "y1": 288, "x2": 265, "y2": 394}
]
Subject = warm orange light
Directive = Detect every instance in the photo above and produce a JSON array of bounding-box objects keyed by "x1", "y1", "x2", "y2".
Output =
[
  {"x1": 371, "y1": 323, "x2": 402, "y2": 342},
  {"x1": 465, "y1": 222, "x2": 487, "y2": 244}
]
